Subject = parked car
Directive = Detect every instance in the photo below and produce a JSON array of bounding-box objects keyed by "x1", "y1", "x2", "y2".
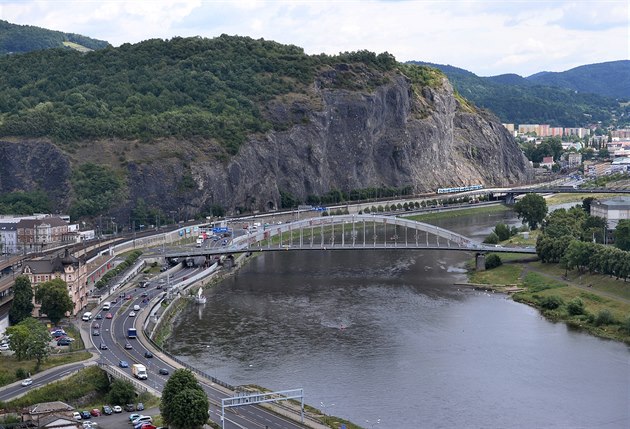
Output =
[
  {"x1": 72, "y1": 411, "x2": 82, "y2": 420},
  {"x1": 57, "y1": 338, "x2": 71, "y2": 346},
  {"x1": 136, "y1": 403, "x2": 144, "y2": 411},
  {"x1": 119, "y1": 360, "x2": 129, "y2": 368},
  {"x1": 102, "y1": 405, "x2": 113, "y2": 415},
  {"x1": 99, "y1": 343, "x2": 108, "y2": 350},
  {"x1": 158, "y1": 368, "x2": 169, "y2": 375},
  {"x1": 129, "y1": 311, "x2": 136, "y2": 317},
  {"x1": 138, "y1": 424, "x2": 156, "y2": 429},
  {"x1": 112, "y1": 405, "x2": 122, "y2": 413},
  {"x1": 80, "y1": 410, "x2": 91, "y2": 419},
  {"x1": 144, "y1": 351, "x2": 153, "y2": 358},
  {"x1": 132, "y1": 416, "x2": 152, "y2": 426},
  {"x1": 125, "y1": 404, "x2": 136, "y2": 412},
  {"x1": 124, "y1": 343, "x2": 133, "y2": 350},
  {"x1": 0, "y1": 343, "x2": 10, "y2": 351},
  {"x1": 21, "y1": 378, "x2": 32, "y2": 387},
  {"x1": 90, "y1": 408, "x2": 101, "y2": 417}
]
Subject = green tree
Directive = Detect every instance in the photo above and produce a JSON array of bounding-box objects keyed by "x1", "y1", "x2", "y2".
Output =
[
  {"x1": 9, "y1": 275, "x2": 34, "y2": 324},
  {"x1": 483, "y1": 232, "x2": 499, "y2": 244},
  {"x1": 493, "y1": 223, "x2": 512, "y2": 241},
  {"x1": 485, "y1": 254, "x2": 502, "y2": 269},
  {"x1": 514, "y1": 193, "x2": 548, "y2": 230},
  {"x1": 582, "y1": 197, "x2": 595, "y2": 214},
  {"x1": 161, "y1": 369, "x2": 208, "y2": 428},
  {"x1": 108, "y1": 379, "x2": 136, "y2": 405},
  {"x1": 168, "y1": 388, "x2": 210, "y2": 429},
  {"x1": 5, "y1": 318, "x2": 50, "y2": 369},
  {"x1": 614, "y1": 219, "x2": 630, "y2": 251},
  {"x1": 35, "y1": 278, "x2": 73, "y2": 325}
]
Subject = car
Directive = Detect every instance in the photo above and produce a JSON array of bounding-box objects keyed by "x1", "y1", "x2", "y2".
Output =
[
  {"x1": 132, "y1": 416, "x2": 153, "y2": 426},
  {"x1": 95, "y1": 313, "x2": 103, "y2": 320},
  {"x1": 105, "y1": 313, "x2": 113, "y2": 319},
  {"x1": 118, "y1": 360, "x2": 129, "y2": 368},
  {"x1": 51, "y1": 330, "x2": 66, "y2": 338},
  {"x1": 0, "y1": 343, "x2": 9, "y2": 351},
  {"x1": 90, "y1": 408, "x2": 101, "y2": 417},
  {"x1": 137, "y1": 425, "x2": 156, "y2": 429},
  {"x1": 21, "y1": 378, "x2": 33, "y2": 387},
  {"x1": 144, "y1": 351, "x2": 153, "y2": 358},
  {"x1": 93, "y1": 323, "x2": 100, "y2": 329},
  {"x1": 141, "y1": 292, "x2": 148, "y2": 297},
  {"x1": 136, "y1": 402, "x2": 144, "y2": 411},
  {"x1": 102, "y1": 405, "x2": 113, "y2": 415},
  {"x1": 129, "y1": 311, "x2": 136, "y2": 317},
  {"x1": 112, "y1": 298, "x2": 118, "y2": 304},
  {"x1": 112, "y1": 405, "x2": 122, "y2": 413},
  {"x1": 125, "y1": 295, "x2": 133, "y2": 300},
  {"x1": 92, "y1": 330, "x2": 100, "y2": 336},
  {"x1": 80, "y1": 410, "x2": 91, "y2": 419},
  {"x1": 156, "y1": 284, "x2": 162, "y2": 289},
  {"x1": 82, "y1": 422, "x2": 98, "y2": 429},
  {"x1": 126, "y1": 406, "x2": 138, "y2": 415},
  {"x1": 57, "y1": 339, "x2": 71, "y2": 346},
  {"x1": 73, "y1": 411, "x2": 82, "y2": 420},
  {"x1": 124, "y1": 343, "x2": 133, "y2": 350},
  {"x1": 158, "y1": 368, "x2": 169, "y2": 375},
  {"x1": 99, "y1": 343, "x2": 108, "y2": 350}
]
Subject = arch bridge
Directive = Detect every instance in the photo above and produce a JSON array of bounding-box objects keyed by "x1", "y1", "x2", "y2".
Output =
[{"x1": 164, "y1": 215, "x2": 536, "y2": 267}]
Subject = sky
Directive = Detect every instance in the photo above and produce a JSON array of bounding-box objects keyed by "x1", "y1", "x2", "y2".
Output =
[{"x1": 0, "y1": 0, "x2": 628, "y2": 77}]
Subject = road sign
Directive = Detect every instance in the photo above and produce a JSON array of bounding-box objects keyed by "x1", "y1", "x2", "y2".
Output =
[{"x1": 212, "y1": 227, "x2": 229, "y2": 233}]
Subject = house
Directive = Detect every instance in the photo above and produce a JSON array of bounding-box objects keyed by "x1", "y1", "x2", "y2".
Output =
[
  {"x1": 22, "y1": 249, "x2": 88, "y2": 316},
  {"x1": 583, "y1": 161, "x2": 611, "y2": 177},
  {"x1": 0, "y1": 222, "x2": 18, "y2": 254},
  {"x1": 16, "y1": 216, "x2": 70, "y2": 252},
  {"x1": 539, "y1": 156, "x2": 555, "y2": 169},
  {"x1": 22, "y1": 401, "x2": 79, "y2": 428},
  {"x1": 591, "y1": 197, "x2": 630, "y2": 230}
]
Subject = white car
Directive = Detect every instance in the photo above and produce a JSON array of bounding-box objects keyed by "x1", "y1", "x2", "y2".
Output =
[
  {"x1": 129, "y1": 311, "x2": 136, "y2": 317},
  {"x1": 0, "y1": 343, "x2": 10, "y2": 351},
  {"x1": 72, "y1": 411, "x2": 82, "y2": 420},
  {"x1": 112, "y1": 405, "x2": 122, "y2": 413},
  {"x1": 21, "y1": 378, "x2": 33, "y2": 387}
]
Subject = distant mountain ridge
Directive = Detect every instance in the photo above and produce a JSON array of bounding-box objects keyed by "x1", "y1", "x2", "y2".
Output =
[
  {"x1": 525, "y1": 60, "x2": 630, "y2": 99},
  {"x1": 0, "y1": 20, "x2": 110, "y2": 55},
  {"x1": 409, "y1": 60, "x2": 629, "y2": 127}
]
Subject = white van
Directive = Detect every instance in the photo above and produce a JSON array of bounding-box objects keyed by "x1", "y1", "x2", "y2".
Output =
[
  {"x1": 102, "y1": 302, "x2": 111, "y2": 311},
  {"x1": 81, "y1": 312, "x2": 93, "y2": 321},
  {"x1": 133, "y1": 304, "x2": 140, "y2": 311}
]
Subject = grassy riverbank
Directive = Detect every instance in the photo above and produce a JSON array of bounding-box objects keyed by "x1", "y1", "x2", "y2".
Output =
[{"x1": 470, "y1": 261, "x2": 630, "y2": 344}]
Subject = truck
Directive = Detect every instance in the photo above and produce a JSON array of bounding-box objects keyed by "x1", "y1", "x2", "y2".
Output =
[
  {"x1": 127, "y1": 328, "x2": 137, "y2": 339},
  {"x1": 132, "y1": 364, "x2": 147, "y2": 380}
]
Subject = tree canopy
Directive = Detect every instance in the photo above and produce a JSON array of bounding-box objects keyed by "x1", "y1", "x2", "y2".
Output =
[
  {"x1": 614, "y1": 219, "x2": 630, "y2": 251},
  {"x1": 9, "y1": 275, "x2": 34, "y2": 324},
  {"x1": 514, "y1": 193, "x2": 548, "y2": 230},
  {"x1": 5, "y1": 317, "x2": 50, "y2": 369},
  {"x1": 161, "y1": 369, "x2": 209, "y2": 429},
  {"x1": 35, "y1": 278, "x2": 73, "y2": 325},
  {"x1": 0, "y1": 35, "x2": 403, "y2": 155}
]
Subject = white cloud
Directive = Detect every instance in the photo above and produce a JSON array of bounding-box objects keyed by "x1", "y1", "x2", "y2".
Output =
[{"x1": 0, "y1": 0, "x2": 627, "y2": 76}]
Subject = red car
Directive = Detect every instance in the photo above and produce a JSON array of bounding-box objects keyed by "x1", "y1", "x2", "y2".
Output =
[
  {"x1": 90, "y1": 408, "x2": 101, "y2": 417},
  {"x1": 105, "y1": 313, "x2": 113, "y2": 319}
]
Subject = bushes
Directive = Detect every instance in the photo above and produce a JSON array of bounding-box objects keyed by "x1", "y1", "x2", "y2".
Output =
[
  {"x1": 484, "y1": 254, "x2": 502, "y2": 270},
  {"x1": 540, "y1": 295, "x2": 563, "y2": 310},
  {"x1": 594, "y1": 309, "x2": 616, "y2": 326},
  {"x1": 567, "y1": 298, "x2": 585, "y2": 316}
]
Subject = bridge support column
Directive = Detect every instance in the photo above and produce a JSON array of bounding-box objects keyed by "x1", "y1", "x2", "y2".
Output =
[
  {"x1": 505, "y1": 192, "x2": 516, "y2": 205},
  {"x1": 475, "y1": 253, "x2": 486, "y2": 271}
]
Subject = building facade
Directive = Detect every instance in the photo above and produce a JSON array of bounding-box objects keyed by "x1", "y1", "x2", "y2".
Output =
[
  {"x1": 591, "y1": 197, "x2": 630, "y2": 230},
  {"x1": 22, "y1": 250, "x2": 88, "y2": 316},
  {"x1": 16, "y1": 216, "x2": 69, "y2": 252}
]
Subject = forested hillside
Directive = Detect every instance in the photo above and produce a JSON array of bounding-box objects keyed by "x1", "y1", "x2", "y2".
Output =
[
  {"x1": 409, "y1": 61, "x2": 628, "y2": 127},
  {"x1": 527, "y1": 60, "x2": 630, "y2": 99},
  {"x1": 0, "y1": 35, "x2": 402, "y2": 155},
  {"x1": 0, "y1": 20, "x2": 109, "y2": 55}
]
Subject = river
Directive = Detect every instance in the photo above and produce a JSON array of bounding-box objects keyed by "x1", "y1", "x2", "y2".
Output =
[{"x1": 166, "y1": 209, "x2": 630, "y2": 428}]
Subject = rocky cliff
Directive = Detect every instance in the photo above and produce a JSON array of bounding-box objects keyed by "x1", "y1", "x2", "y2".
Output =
[{"x1": 0, "y1": 67, "x2": 532, "y2": 219}]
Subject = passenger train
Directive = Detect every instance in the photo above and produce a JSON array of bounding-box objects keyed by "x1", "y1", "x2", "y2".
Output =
[{"x1": 436, "y1": 184, "x2": 484, "y2": 194}]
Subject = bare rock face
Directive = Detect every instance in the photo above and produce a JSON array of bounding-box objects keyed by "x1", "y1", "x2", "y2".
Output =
[
  {"x1": 189, "y1": 74, "x2": 532, "y2": 212},
  {"x1": 1, "y1": 71, "x2": 532, "y2": 218},
  {"x1": 0, "y1": 139, "x2": 72, "y2": 206}
]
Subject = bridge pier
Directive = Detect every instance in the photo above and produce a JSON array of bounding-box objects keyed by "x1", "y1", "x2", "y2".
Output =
[
  {"x1": 505, "y1": 192, "x2": 516, "y2": 205},
  {"x1": 475, "y1": 253, "x2": 486, "y2": 271}
]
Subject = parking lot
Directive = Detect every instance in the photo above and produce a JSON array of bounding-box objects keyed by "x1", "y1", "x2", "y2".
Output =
[{"x1": 75, "y1": 407, "x2": 158, "y2": 429}]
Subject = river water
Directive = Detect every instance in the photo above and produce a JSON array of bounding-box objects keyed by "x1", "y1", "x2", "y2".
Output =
[{"x1": 166, "y1": 209, "x2": 630, "y2": 429}]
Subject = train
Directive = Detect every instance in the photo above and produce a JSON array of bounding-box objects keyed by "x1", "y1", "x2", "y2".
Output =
[{"x1": 436, "y1": 184, "x2": 484, "y2": 194}]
